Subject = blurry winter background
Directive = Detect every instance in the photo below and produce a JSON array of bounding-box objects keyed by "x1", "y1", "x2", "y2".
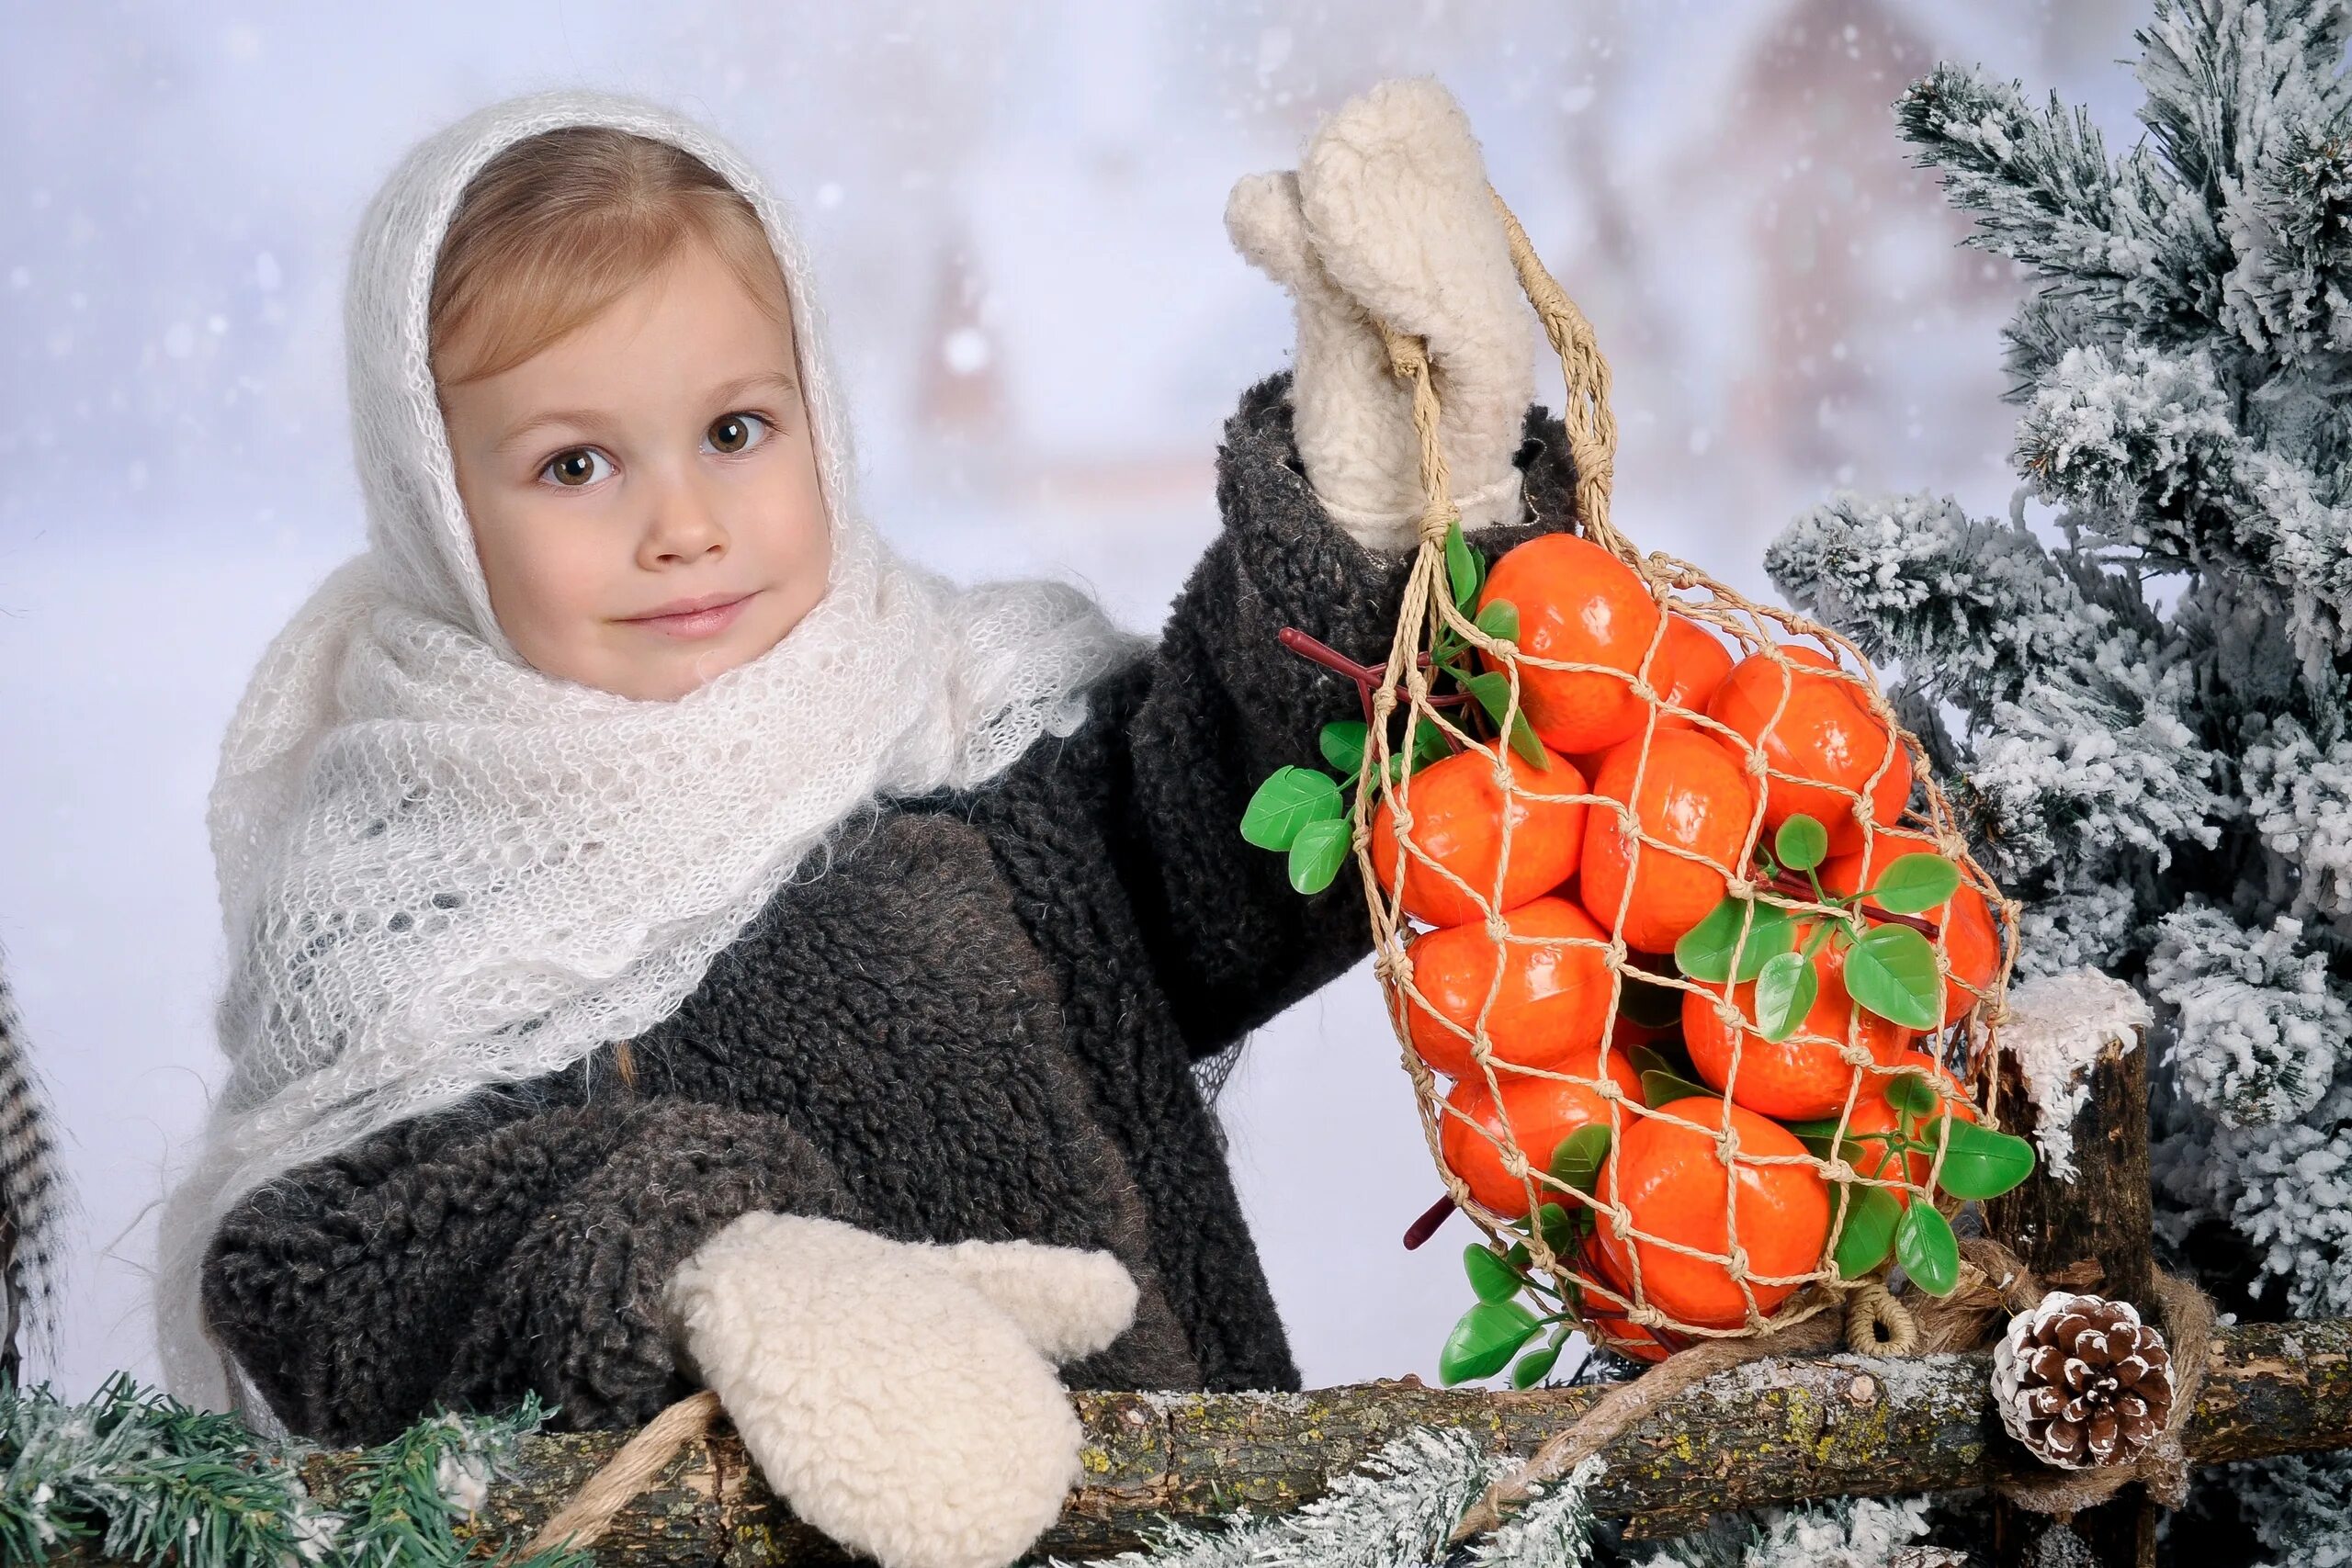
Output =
[{"x1": 0, "y1": 0, "x2": 2145, "y2": 1401}]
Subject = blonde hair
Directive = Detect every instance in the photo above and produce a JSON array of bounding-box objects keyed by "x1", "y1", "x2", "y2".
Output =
[{"x1": 427, "y1": 125, "x2": 793, "y2": 387}]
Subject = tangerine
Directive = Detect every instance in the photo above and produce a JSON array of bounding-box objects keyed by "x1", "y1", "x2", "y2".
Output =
[
  {"x1": 1577, "y1": 728, "x2": 1757, "y2": 954},
  {"x1": 1439, "y1": 1070, "x2": 1619, "y2": 1221},
  {"x1": 1592, "y1": 1096, "x2": 1831, "y2": 1328},
  {"x1": 1706, "y1": 646, "x2": 1908, "y2": 856},
  {"x1": 1655, "y1": 613, "x2": 1735, "y2": 725},
  {"x1": 1571, "y1": 1242, "x2": 1678, "y2": 1363},
  {"x1": 1476, "y1": 534, "x2": 1665, "y2": 755},
  {"x1": 1819, "y1": 828, "x2": 2000, "y2": 1026},
  {"x1": 1681, "y1": 920, "x2": 1917, "y2": 1121},
  {"x1": 1368, "y1": 741, "x2": 1588, "y2": 928},
  {"x1": 1404, "y1": 897, "x2": 1612, "y2": 1079},
  {"x1": 1834, "y1": 1053, "x2": 1977, "y2": 1206}
]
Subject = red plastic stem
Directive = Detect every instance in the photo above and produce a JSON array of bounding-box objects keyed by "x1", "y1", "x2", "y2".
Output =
[
  {"x1": 1403, "y1": 1192, "x2": 1457, "y2": 1250},
  {"x1": 1276, "y1": 626, "x2": 1476, "y2": 727},
  {"x1": 1764, "y1": 871, "x2": 1941, "y2": 939}
]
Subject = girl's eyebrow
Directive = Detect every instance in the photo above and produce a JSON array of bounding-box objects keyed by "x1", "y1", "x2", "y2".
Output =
[{"x1": 491, "y1": 369, "x2": 800, "y2": 457}]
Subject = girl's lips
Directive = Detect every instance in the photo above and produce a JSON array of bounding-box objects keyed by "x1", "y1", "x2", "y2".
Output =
[{"x1": 624, "y1": 592, "x2": 755, "y2": 640}]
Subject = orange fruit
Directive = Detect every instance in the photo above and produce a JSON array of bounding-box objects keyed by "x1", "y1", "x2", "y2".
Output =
[
  {"x1": 1592, "y1": 1096, "x2": 1831, "y2": 1328},
  {"x1": 1834, "y1": 1053, "x2": 1977, "y2": 1206},
  {"x1": 1404, "y1": 897, "x2": 1612, "y2": 1079},
  {"x1": 1655, "y1": 614, "x2": 1735, "y2": 725},
  {"x1": 1572, "y1": 1241, "x2": 1679, "y2": 1363},
  {"x1": 1819, "y1": 828, "x2": 2000, "y2": 1026},
  {"x1": 1577, "y1": 728, "x2": 1757, "y2": 954},
  {"x1": 1439, "y1": 1071, "x2": 1618, "y2": 1221},
  {"x1": 1476, "y1": 534, "x2": 1665, "y2": 755},
  {"x1": 1706, "y1": 646, "x2": 1909, "y2": 856},
  {"x1": 1681, "y1": 921, "x2": 1917, "y2": 1121},
  {"x1": 1368, "y1": 741, "x2": 1588, "y2": 929}
]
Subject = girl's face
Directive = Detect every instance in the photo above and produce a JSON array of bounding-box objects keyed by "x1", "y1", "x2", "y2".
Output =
[{"x1": 439, "y1": 236, "x2": 831, "y2": 701}]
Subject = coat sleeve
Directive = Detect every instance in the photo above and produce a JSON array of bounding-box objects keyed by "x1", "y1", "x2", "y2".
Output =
[
  {"x1": 199, "y1": 1065, "x2": 862, "y2": 1446},
  {"x1": 978, "y1": 369, "x2": 1584, "y2": 1058}
]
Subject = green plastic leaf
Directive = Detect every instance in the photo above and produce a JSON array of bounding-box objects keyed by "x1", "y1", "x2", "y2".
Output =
[
  {"x1": 1896, "y1": 1202, "x2": 1962, "y2": 1296},
  {"x1": 1411, "y1": 719, "x2": 1453, "y2": 769},
  {"x1": 1287, "y1": 818, "x2": 1351, "y2": 896},
  {"x1": 1319, "y1": 720, "x2": 1370, "y2": 779},
  {"x1": 1462, "y1": 672, "x2": 1551, "y2": 771},
  {"x1": 1774, "y1": 815, "x2": 1830, "y2": 874},
  {"x1": 1240, "y1": 767, "x2": 1342, "y2": 851},
  {"x1": 1869, "y1": 852, "x2": 1962, "y2": 915},
  {"x1": 1834, "y1": 1183, "x2": 1902, "y2": 1279},
  {"x1": 1674, "y1": 898, "x2": 1799, "y2": 984},
  {"x1": 1439, "y1": 1298, "x2": 1541, "y2": 1385},
  {"x1": 1476, "y1": 598, "x2": 1521, "y2": 644},
  {"x1": 1641, "y1": 1069, "x2": 1712, "y2": 1110},
  {"x1": 1446, "y1": 520, "x2": 1483, "y2": 608},
  {"x1": 1510, "y1": 1344, "x2": 1562, "y2": 1389},
  {"x1": 1784, "y1": 1117, "x2": 1844, "y2": 1159},
  {"x1": 1530, "y1": 1201, "x2": 1577, "y2": 1257},
  {"x1": 1618, "y1": 973, "x2": 1684, "y2": 1031},
  {"x1": 1883, "y1": 1071, "x2": 1939, "y2": 1118},
  {"x1": 1547, "y1": 1125, "x2": 1611, "y2": 1197},
  {"x1": 1924, "y1": 1118, "x2": 2037, "y2": 1201},
  {"x1": 1506, "y1": 1240, "x2": 1532, "y2": 1270},
  {"x1": 1626, "y1": 1043, "x2": 1679, "y2": 1081},
  {"x1": 1843, "y1": 923, "x2": 1944, "y2": 1031},
  {"x1": 1464, "y1": 1243, "x2": 1523, "y2": 1305},
  {"x1": 1753, "y1": 950, "x2": 1817, "y2": 1043}
]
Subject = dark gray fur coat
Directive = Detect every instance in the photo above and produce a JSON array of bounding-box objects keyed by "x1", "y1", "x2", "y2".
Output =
[{"x1": 200, "y1": 371, "x2": 1581, "y2": 1445}]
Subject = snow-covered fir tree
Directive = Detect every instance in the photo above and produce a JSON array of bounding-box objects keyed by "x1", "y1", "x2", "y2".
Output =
[{"x1": 1762, "y1": 0, "x2": 2352, "y2": 1556}]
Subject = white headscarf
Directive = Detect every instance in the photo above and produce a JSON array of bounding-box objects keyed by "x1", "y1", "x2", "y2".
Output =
[{"x1": 154, "y1": 88, "x2": 1138, "y2": 1432}]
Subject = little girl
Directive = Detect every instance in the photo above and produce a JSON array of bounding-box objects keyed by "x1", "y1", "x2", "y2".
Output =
[{"x1": 156, "y1": 81, "x2": 1577, "y2": 1568}]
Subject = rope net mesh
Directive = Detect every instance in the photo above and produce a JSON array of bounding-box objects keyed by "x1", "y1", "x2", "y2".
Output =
[{"x1": 1354, "y1": 190, "x2": 2021, "y2": 1359}]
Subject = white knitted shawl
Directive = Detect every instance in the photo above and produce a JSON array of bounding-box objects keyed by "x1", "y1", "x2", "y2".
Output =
[{"x1": 153, "y1": 89, "x2": 1138, "y2": 1431}]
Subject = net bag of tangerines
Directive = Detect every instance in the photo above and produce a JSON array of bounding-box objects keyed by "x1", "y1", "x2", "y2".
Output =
[{"x1": 1239, "y1": 192, "x2": 2041, "y2": 1385}]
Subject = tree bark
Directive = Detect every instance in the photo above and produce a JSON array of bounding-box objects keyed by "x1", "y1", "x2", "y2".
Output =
[
  {"x1": 155, "y1": 1315, "x2": 2342, "y2": 1567},
  {"x1": 1984, "y1": 1020, "x2": 2156, "y2": 1568}
]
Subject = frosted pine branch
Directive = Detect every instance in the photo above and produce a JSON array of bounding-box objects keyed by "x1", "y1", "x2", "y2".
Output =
[
  {"x1": 1764, "y1": 491, "x2": 2118, "y2": 715},
  {"x1": 1895, "y1": 62, "x2": 2222, "y2": 342},
  {"x1": 2150, "y1": 904, "x2": 2347, "y2": 1127}
]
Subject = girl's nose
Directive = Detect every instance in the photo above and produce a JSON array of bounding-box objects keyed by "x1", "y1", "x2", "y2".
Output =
[{"x1": 639, "y1": 474, "x2": 728, "y2": 565}]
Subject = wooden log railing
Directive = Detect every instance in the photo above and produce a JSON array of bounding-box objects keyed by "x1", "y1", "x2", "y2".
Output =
[{"x1": 259, "y1": 1316, "x2": 2352, "y2": 1567}]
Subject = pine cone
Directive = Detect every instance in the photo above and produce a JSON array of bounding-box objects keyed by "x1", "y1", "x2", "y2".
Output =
[{"x1": 1990, "y1": 1290, "x2": 2174, "y2": 1470}]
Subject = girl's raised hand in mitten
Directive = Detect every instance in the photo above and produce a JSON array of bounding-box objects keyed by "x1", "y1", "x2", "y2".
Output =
[
  {"x1": 661, "y1": 1213, "x2": 1137, "y2": 1568},
  {"x1": 1226, "y1": 76, "x2": 1535, "y2": 553}
]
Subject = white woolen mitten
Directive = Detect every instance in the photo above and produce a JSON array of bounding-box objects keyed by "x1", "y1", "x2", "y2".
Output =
[
  {"x1": 1227, "y1": 76, "x2": 1536, "y2": 553},
  {"x1": 660, "y1": 1213, "x2": 1139, "y2": 1568}
]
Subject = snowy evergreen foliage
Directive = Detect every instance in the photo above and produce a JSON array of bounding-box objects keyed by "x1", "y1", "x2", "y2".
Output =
[
  {"x1": 1046, "y1": 1430, "x2": 1603, "y2": 1568},
  {"x1": 1627, "y1": 1495, "x2": 1939, "y2": 1568},
  {"x1": 0, "y1": 1371, "x2": 582, "y2": 1567},
  {"x1": 2222, "y1": 1450, "x2": 2352, "y2": 1567},
  {"x1": 1765, "y1": 0, "x2": 2352, "y2": 1551}
]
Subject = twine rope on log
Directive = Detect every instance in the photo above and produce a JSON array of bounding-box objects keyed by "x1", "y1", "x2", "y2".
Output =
[{"x1": 518, "y1": 1389, "x2": 723, "y2": 1557}]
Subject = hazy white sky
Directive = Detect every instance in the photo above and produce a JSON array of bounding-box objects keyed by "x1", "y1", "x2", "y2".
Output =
[{"x1": 1, "y1": 0, "x2": 2143, "y2": 1403}]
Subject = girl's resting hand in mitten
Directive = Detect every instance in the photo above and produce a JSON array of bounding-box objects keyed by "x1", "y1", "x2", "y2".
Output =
[
  {"x1": 660, "y1": 1213, "x2": 1138, "y2": 1568},
  {"x1": 1226, "y1": 77, "x2": 1535, "y2": 553}
]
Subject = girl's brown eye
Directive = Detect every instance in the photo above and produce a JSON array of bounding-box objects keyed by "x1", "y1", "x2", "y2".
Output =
[
  {"x1": 706, "y1": 412, "x2": 769, "y2": 456},
  {"x1": 546, "y1": 449, "x2": 609, "y2": 487}
]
